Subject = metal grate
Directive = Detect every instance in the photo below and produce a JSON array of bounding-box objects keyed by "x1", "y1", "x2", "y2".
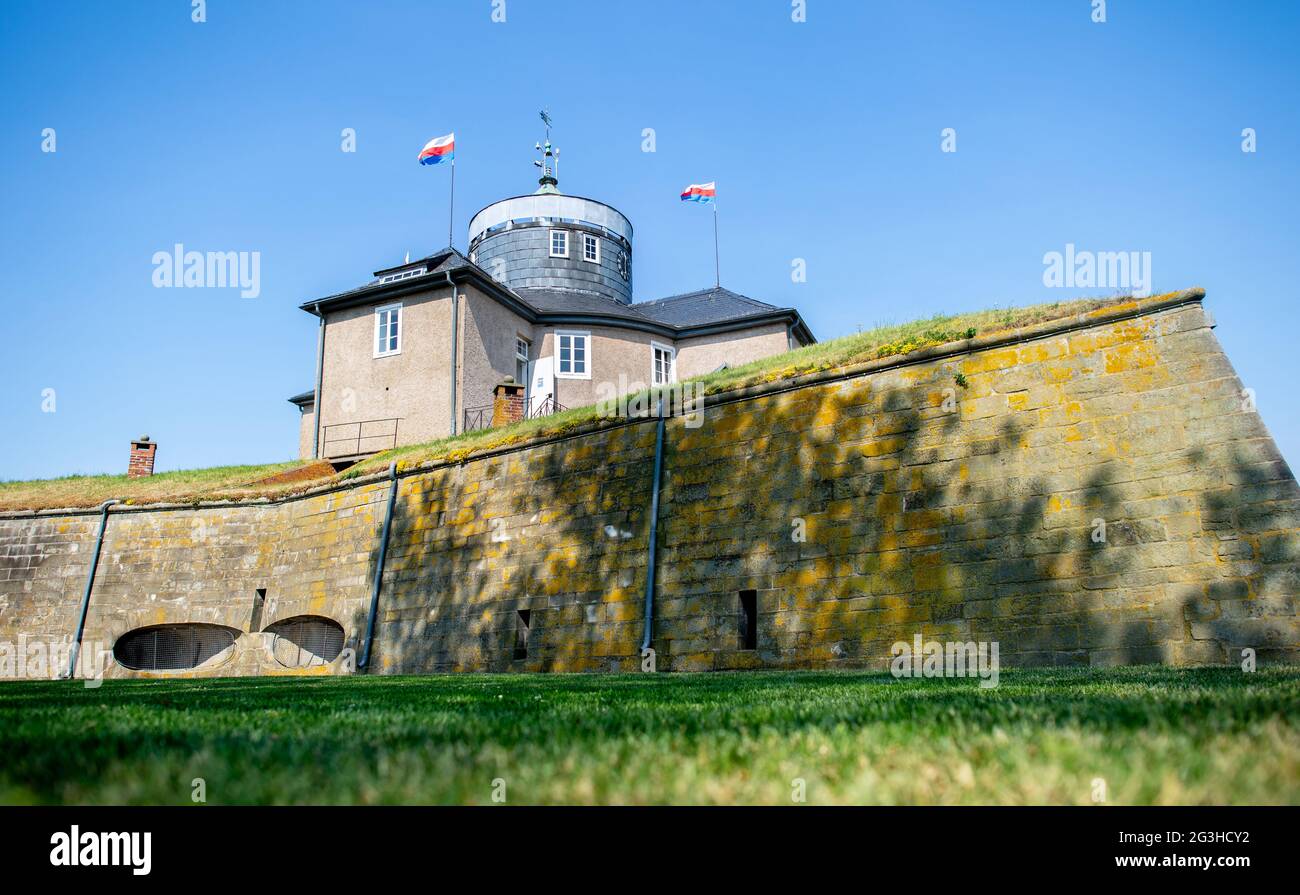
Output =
[
  {"x1": 113, "y1": 624, "x2": 239, "y2": 671},
  {"x1": 267, "y1": 616, "x2": 345, "y2": 668}
]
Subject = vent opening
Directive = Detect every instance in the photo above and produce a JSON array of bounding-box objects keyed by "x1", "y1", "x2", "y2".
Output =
[
  {"x1": 265, "y1": 615, "x2": 345, "y2": 668},
  {"x1": 514, "y1": 609, "x2": 531, "y2": 660},
  {"x1": 739, "y1": 590, "x2": 758, "y2": 651},
  {"x1": 113, "y1": 623, "x2": 240, "y2": 671},
  {"x1": 249, "y1": 588, "x2": 266, "y2": 632}
]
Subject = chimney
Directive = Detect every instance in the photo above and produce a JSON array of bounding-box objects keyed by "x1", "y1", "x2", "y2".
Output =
[
  {"x1": 128, "y1": 436, "x2": 157, "y2": 478},
  {"x1": 491, "y1": 378, "x2": 527, "y2": 427}
]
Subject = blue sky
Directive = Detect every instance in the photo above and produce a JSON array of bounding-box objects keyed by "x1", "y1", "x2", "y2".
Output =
[{"x1": 1, "y1": 0, "x2": 1297, "y2": 480}]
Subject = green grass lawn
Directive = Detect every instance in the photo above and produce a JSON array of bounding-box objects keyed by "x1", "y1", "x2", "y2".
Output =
[{"x1": 1, "y1": 666, "x2": 1295, "y2": 805}]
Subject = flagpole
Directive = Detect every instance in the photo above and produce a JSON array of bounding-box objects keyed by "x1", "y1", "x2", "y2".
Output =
[
  {"x1": 448, "y1": 156, "x2": 456, "y2": 249},
  {"x1": 712, "y1": 200, "x2": 720, "y2": 288}
]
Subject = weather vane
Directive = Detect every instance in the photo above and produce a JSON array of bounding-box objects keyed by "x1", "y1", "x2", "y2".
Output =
[{"x1": 533, "y1": 109, "x2": 559, "y2": 191}]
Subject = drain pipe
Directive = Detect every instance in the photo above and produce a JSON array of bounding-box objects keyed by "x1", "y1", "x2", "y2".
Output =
[
  {"x1": 358, "y1": 463, "x2": 399, "y2": 671},
  {"x1": 312, "y1": 302, "x2": 324, "y2": 459},
  {"x1": 640, "y1": 398, "x2": 667, "y2": 654},
  {"x1": 66, "y1": 499, "x2": 118, "y2": 679},
  {"x1": 446, "y1": 272, "x2": 459, "y2": 436}
]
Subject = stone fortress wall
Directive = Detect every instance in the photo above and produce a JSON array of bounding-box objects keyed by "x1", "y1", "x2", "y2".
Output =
[{"x1": 2, "y1": 291, "x2": 1297, "y2": 679}]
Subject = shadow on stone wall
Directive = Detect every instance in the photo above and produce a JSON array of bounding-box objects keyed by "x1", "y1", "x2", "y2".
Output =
[
  {"x1": 347, "y1": 331, "x2": 1298, "y2": 673},
  {"x1": 357, "y1": 418, "x2": 658, "y2": 673},
  {"x1": 1180, "y1": 445, "x2": 1299, "y2": 663}
]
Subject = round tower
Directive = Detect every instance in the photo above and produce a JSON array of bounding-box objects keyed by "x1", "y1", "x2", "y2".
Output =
[{"x1": 468, "y1": 130, "x2": 633, "y2": 304}]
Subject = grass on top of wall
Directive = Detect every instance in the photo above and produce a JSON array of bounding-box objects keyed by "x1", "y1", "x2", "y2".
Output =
[
  {"x1": 0, "y1": 462, "x2": 303, "y2": 513},
  {"x1": 0, "y1": 666, "x2": 1296, "y2": 805},
  {"x1": 341, "y1": 292, "x2": 1149, "y2": 478},
  {"x1": 0, "y1": 292, "x2": 1170, "y2": 510}
]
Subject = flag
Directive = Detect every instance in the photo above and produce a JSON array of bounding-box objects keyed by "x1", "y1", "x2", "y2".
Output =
[
  {"x1": 680, "y1": 182, "x2": 716, "y2": 203},
  {"x1": 418, "y1": 133, "x2": 455, "y2": 166}
]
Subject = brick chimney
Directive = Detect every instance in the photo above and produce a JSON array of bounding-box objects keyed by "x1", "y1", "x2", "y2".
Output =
[
  {"x1": 128, "y1": 436, "x2": 157, "y2": 478},
  {"x1": 491, "y1": 378, "x2": 526, "y2": 427}
]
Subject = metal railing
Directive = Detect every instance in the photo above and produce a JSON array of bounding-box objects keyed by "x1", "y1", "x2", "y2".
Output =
[
  {"x1": 526, "y1": 396, "x2": 565, "y2": 420},
  {"x1": 462, "y1": 396, "x2": 567, "y2": 434},
  {"x1": 321, "y1": 418, "x2": 400, "y2": 458},
  {"x1": 462, "y1": 405, "x2": 493, "y2": 433}
]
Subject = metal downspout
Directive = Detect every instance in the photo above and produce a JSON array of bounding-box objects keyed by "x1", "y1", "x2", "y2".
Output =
[
  {"x1": 446, "y1": 272, "x2": 459, "y2": 436},
  {"x1": 358, "y1": 463, "x2": 399, "y2": 671},
  {"x1": 312, "y1": 302, "x2": 325, "y2": 459},
  {"x1": 66, "y1": 499, "x2": 118, "y2": 679},
  {"x1": 640, "y1": 399, "x2": 667, "y2": 653}
]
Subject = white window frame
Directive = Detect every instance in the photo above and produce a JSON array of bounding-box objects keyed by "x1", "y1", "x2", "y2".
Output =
[
  {"x1": 555, "y1": 330, "x2": 590, "y2": 380},
  {"x1": 374, "y1": 302, "x2": 402, "y2": 358},
  {"x1": 651, "y1": 341, "x2": 676, "y2": 385},
  {"x1": 549, "y1": 229, "x2": 569, "y2": 258},
  {"x1": 515, "y1": 336, "x2": 531, "y2": 389},
  {"x1": 377, "y1": 266, "x2": 426, "y2": 285},
  {"x1": 582, "y1": 232, "x2": 600, "y2": 264}
]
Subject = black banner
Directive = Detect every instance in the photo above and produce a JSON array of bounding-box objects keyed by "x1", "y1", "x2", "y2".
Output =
[{"x1": 0, "y1": 806, "x2": 1285, "y2": 881}]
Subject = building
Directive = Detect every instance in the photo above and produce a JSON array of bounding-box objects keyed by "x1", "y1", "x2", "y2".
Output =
[
  {"x1": 289, "y1": 137, "x2": 814, "y2": 461},
  {"x1": 7, "y1": 289, "x2": 1299, "y2": 679}
]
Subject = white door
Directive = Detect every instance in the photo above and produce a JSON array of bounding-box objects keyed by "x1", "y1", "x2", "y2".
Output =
[{"x1": 530, "y1": 355, "x2": 554, "y2": 415}]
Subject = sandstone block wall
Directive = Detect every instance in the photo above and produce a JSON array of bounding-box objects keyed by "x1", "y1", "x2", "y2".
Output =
[{"x1": 1, "y1": 294, "x2": 1296, "y2": 678}]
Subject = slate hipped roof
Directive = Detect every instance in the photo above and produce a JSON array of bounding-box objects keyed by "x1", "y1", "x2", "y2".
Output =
[
  {"x1": 300, "y1": 247, "x2": 815, "y2": 343},
  {"x1": 633, "y1": 286, "x2": 791, "y2": 328},
  {"x1": 292, "y1": 248, "x2": 816, "y2": 404}
]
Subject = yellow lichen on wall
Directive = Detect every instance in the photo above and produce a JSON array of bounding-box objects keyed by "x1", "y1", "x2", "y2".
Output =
[{"x1": 1, "y1": 296, "x2": 1296, "y2": 678}]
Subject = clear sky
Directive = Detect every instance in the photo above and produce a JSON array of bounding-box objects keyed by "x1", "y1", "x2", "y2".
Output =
[{"x1": 1, "y1": 0, "x2": 1297, "y2": 480}]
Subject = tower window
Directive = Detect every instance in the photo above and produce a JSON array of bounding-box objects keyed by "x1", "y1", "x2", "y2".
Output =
[
  {"x1": 738, "y1": 590, "x2": 757, "y2": 651},
  {"x1": 582, "y1": 233, "x2": 600, "y2": 263},
  {"x1": 549, "y1": 230, "x2": 568, "y2": 258},
  {"x1": 514, "y1": 609, "x2": 531, "y2": 660}
]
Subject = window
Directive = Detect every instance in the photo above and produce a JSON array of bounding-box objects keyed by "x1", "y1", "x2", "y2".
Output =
[
  {"x1": 377, "y1": 265, "x2": 426, "y2": 284},
  {"x1": 374, "y1": 303, "x2": 401, "y2": 357},
  {"x1": 738, "y1": 590, "x2": 758, "y2": 651},
  {"x1": 652, "y1": 342, "x2": 676, "y2": 385},
  {"x1": 556, "y1": 331, "x2": 590, "y2": 379},
  {"x1": 515, "y1": 337, "x2": 530, "y2": 388},
  {"x1": 514, "y1": 609, "x2": 531, "y2": 660},
  {"x1": 549, "y1": 230, "x2": 569, "y2": 258},
  {"x1": 582, "y1": 233, "x2": 600, "y2": 263}
]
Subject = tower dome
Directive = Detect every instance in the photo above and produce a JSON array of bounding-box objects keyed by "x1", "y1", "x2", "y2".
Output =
[{"x1": 467, "y1": 129, "x2": 633, "y2": 305}]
